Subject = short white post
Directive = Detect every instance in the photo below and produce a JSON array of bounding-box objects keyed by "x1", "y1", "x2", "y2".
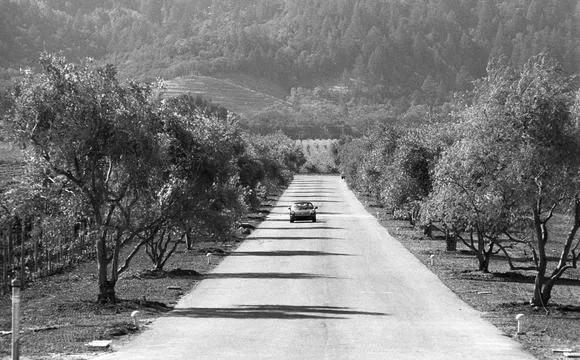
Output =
[
  {"x1": 429, "y1": 254, "x2": 435, "y2": 266},
  {"x1": 12, "y1": 277, "x2": 21, "y2": 360},
  {"x1": 515, "y1": 314, "x2": 525, "y2": 335},
  {"x1": 206, "y1": 252, "x2": 212, "y2": 265},
  {"x1": 131, "y1": 310, "x2": 141, "y2": 329}
]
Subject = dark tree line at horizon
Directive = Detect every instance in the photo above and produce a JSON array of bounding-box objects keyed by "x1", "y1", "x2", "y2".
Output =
[{"x1": 0, "y1": 0, "x2": 578, "y2": 108}]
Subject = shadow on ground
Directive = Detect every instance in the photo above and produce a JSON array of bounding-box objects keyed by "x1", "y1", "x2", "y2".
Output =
[
  {"x1": 245, "y1": 236, "x2": 343, "y2": 241},
  {"x1": 197, "y1": 272, "x2": 334, "y2": 280},
  {"x1": 168, "y1": 305, "x2": 389, "y2": 319},
  {"x1": 230, "y1": 250, "x2": 352, "y2": 257},
  {"x1": 265, "y1": 226, "x2": 343, "y2": 230}
]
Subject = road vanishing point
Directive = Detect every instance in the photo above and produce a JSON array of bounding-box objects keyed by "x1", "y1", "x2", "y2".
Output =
[{"x1": 97, "y1": 175, "x2": 536, "y2": 360}]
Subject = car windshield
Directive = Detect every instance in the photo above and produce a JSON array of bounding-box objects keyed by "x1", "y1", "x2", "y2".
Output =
[{"x1": 292, "y1": 202, "x2": 313, "y2": 210}]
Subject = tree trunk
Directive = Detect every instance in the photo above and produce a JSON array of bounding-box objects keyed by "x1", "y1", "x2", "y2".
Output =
[
  {"x1": 476, "y1": 231, "x2": 490, "y2": 272},
  {"x1": 531, "y1": 196, "x2": 580, "y2": 307},
  {"x1": 96, "y1": 232, "x2": 116, "y2": 303},
  {"x1": 185, "y1": 230, "x2": 193, "y2": 250},
  {"x1": 98, "y1": 280, "x2": 117, "y2": 304},
  {"x1": 423, "y1": 223, "x2": 433, "y2": 239},
  {"x1": 531, "y1": 274, "x2": 548, "y2": 307},
  {"x1": 477, "y1": 255, "x2": 490, "y2": 272},
  {"x1": 445, "y1": 228, "x2": 456, "y2": 251},
  {"x1": 531, "y1": 205, "x2": 548, "y2": 307}
]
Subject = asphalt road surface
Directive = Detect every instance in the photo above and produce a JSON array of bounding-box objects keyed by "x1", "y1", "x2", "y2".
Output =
[{"x1": 97, "y1": 175, "x2": 535, "y2": 360}]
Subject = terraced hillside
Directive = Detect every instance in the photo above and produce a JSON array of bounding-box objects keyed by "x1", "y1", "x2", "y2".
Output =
[
  {"x1": 162, "y1": 76, "x2": 291, "y2": 117},
  {"x1": 0, "y1": 142, "x2": 23, "y2": 191}
]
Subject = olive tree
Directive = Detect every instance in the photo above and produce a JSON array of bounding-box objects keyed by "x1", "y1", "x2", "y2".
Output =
[
  {"x1": 423, "y1": 134, "x2": 525, "y2": 272},
  {"x1": 424, "y1": 55, "x2": 579, "y2": 303},
  {"x1": 143, "y1": 94, "x2": 246, "y2": 260},
  {"x1": 4, "y1": 54, "x2": 163, "y2": 302},
  {"x1": 503, "y1": 55, "x2": 579, "y2": 306}
]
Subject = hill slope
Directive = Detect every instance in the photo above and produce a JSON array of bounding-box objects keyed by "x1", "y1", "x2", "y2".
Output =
[
  {"x1": 0, "y1": 142, "x2": 23, "y2": 191},
  {"x1": 162, "y1": 76, "x2": 291, "y2": 117},
  {"x1": 1, "y1": 0, "x2": 577, "y2": 108}
]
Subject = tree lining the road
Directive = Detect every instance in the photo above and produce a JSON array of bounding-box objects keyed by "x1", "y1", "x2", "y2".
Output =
[
  {"x1": 338, "y1": 54, "x2": 580, "y2": 307},
  {"x1": 0, "y1": 53, "x2": 305, "y2": 302}
]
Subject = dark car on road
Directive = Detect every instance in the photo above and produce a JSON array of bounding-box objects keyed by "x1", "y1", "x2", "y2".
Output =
[{"x1": 288, "y1": 201, "x2": 318, "y2": 223}]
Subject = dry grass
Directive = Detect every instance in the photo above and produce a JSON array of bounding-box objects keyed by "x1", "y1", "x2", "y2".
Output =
[{"x1": 360, "y1": 196, "x2": 580, "y2": 360}]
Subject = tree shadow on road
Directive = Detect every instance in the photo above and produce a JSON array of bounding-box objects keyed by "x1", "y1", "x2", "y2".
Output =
[
  {"x1": 264, "y1": 217, "x2": 341, "y2": 222},
  {"x1": 168, "y1": 305, "x2": 389, "y2": 319},
  {"x1": 283, "y1": 197, "x2": 343, "y2": 202},
  {"x1": 264, "y1": 226, "x2": 343, "y2": 230},
  {"x1": 197, "y1": 272, "x2": 335, "y2": 280},
  {"x1": 230, "y1": 250, "x2": 352, "y2": 257},
  {"x1": 245, "y1": 236, "x2": 343, "y2": 241}
]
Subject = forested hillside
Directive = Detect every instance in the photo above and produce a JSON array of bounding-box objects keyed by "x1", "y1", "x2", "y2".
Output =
[{"x1": 1, "y1": 0, "x2": 578, "y2": 107}]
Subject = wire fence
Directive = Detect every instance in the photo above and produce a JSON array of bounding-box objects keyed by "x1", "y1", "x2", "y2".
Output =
[{"x1": 0, "y1": 219, "x2": 95, "y2": 295}]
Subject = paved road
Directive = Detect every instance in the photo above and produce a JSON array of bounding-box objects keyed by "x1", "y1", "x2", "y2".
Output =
[{"x1": 97, "y1": 175, "x2": 535, "y2": 360}]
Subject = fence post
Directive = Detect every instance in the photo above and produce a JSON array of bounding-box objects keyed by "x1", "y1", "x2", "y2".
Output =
[
  {"x1": 1, "y1": 239, "x2": 5, "y2": 295},
  {"x1": 12, "y1": 277, "x2": 21, "y2": 360},
  {"x1": 20, "y1": 222, "x2": 25, "y2": 289}
]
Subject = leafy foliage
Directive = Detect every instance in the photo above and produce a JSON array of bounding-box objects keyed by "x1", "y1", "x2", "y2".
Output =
[
  {"x1": 0, "y1": 54, "x2": 305, "y2": 300},
  {"x1": 339, "y1": 54, "x2": 579, "y2": 305}
]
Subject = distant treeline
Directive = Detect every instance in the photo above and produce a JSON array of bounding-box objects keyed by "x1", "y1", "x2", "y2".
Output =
[{"x1": 0, "y1": 0, "x2": 577, "y2": 107}]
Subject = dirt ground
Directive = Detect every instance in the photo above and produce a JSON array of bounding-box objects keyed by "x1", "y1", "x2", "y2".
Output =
[{"x1": 0, "y1": 237, "x2": 247, "y2": 358}]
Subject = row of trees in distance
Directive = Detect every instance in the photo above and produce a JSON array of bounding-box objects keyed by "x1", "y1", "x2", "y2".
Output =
[
  {"x1": 0, "y1": 53, "x2": 305, "y2": 302},
  {"x1": 337, "y1": 54, "x2": 579, "y2": 307}
]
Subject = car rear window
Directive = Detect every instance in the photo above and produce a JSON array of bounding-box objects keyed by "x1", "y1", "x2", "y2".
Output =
[{"x1": 292, "y1": 203, "x2": 313, "y2": 210}]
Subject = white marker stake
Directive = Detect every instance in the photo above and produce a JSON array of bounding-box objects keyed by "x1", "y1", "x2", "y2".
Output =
[
  {"x1": 206, "y1": 252, "x2": 212, "y2": 265},
  {"x1": 131, "y1": 310, "x2": 141, "y2": 329},
  {"x1": 430, "y1": 254, "x2": 435, "y2": 266},
  {"x1": 515, "y1": 313, "x2": 525, "y2": 335}
]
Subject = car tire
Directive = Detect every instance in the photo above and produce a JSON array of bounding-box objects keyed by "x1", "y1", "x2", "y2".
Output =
[
  {"x1": 290, "y1": 218, "x2": 294, "y2": 223},
  {"x1": 312, "y1": 216, "x2": 316, "y2": 223}
]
